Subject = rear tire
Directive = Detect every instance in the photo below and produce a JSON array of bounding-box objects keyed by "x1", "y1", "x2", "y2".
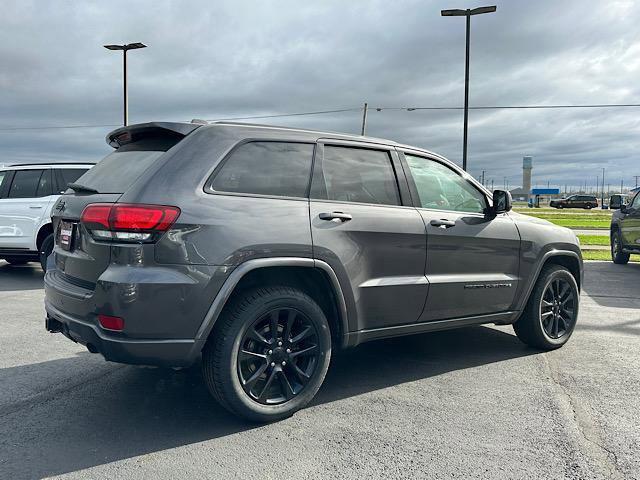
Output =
[
  {"x1": 514, "y1": 265, "x2": 579, "y2": 350},
  {"x1": 611, "y1": 231, "x2": 630, "y2": 265},
  {"x1": 39, "y1": 234, "x2": 54, "y2": 272},
  {"x1": 202, "y1": 286, "x2": 332, "y2": 422}
]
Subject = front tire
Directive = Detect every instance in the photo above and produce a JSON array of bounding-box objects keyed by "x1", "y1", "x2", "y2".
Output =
[
  {"x1": 611, "y1": 231, "x2": 630, "y2": 265},
  {"x1": 514, "y1": 265, "x2": 579, "y2": 350},
  {"x1": 202, "y1": 286, "x2": 332, "y2": 422}
]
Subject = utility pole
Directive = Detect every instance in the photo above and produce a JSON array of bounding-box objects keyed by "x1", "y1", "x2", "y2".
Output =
[
  {"x1": 634, "y1": 175, "x2": 640, "y2": 188},
  {"x1": 361, "y1": 102, "x2": 368, "y2": 136},
  {"x1": 490, "y1": 179, "x2": 494, "y2": 190},
  {"x1": 601, "y1": 168, "x2": 605, "y2": 208},
  {"x1": 621, "y1": 179, "x2": 624, "y2": 193},
  {"x1": 481, "y1": 170, "x2": 485, "y2": 186},
  {"x1": 441, "y1": 5, "x2": 496, "y2": 171}
]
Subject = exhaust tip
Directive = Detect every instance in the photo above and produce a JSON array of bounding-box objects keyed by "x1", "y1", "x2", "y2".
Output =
[{"x1": 86, "y1": 343, "x2": 99, "y2": 354}]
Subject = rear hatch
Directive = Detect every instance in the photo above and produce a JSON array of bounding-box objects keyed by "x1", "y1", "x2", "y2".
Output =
[{"x1": 51, "y1": 122, "x2": 199, "y2": 287}]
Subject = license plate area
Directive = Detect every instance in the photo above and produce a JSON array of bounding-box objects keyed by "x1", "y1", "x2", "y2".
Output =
[{"x1": 58, "y1": 221, "x2": 76, "y2": 251}]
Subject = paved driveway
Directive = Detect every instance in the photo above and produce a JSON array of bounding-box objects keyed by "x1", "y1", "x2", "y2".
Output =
[{"x1": 0, "y1": 261, "x2": 638, "y2": 479}]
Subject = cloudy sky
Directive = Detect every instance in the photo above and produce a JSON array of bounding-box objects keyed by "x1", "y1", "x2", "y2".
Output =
[{"x1": 1, "y1": 0, "x2": 639, "y2": 191}]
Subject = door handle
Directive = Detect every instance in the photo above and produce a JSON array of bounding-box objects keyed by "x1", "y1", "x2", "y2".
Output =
[
  {"x1": 430, "y1": 219, "x2": 455, "y2": 229},
  {"x1": 29, "y1": 205, "x2": 43, "y2": 209},
  {"x1": 319, "y1": 212, "x2": 352, "y2": 222}
]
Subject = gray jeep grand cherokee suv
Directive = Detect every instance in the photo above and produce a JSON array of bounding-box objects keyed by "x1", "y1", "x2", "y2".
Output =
[{"x1": 45, "y1": 121, "x2": 583, "y2": 421}]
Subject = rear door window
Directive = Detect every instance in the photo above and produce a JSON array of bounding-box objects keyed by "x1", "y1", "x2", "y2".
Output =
[
  {"x1": 36, "y1": 169, "x2": 54, "y2": 196},
  {"x1": 209, "y1": 141, "x2": 314, "y2": 198},
  {"x1": 8, "y1": 169, "x2": 45, "y2": 199},
  {"x1": 311, "y1": 146, "x2": 400, "y2": 206}
]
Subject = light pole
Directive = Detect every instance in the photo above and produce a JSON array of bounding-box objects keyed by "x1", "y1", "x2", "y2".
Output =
[
  {"x1": 103, "y1": 42, "x2": 147, "y2": 126},
  {"x1": 441, "y1": 5, "x2": 496, "y2": 171}
]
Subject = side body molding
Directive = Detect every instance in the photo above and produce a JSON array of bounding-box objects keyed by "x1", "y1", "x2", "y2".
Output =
[{"x1": 189, "y1": 257, "x2": 350, "y2": 359}]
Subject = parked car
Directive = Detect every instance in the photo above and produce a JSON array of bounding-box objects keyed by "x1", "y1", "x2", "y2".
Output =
[
  {"x1": 0, "y1": 163, "x2": 93, "y2": 270},
  {"x1": 549, "y1": 194, "x2": 598, "y2": 209},
  {"x1": 44, "y1": 122, "x2": 583, "y2": 422},
  {"x1": 610, "y1": 191, "x2": 640, "y2": 264}
]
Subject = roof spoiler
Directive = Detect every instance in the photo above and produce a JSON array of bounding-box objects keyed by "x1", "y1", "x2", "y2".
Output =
[{"x1": 106, "y1": 122, "x2": 201, "y2": 148}]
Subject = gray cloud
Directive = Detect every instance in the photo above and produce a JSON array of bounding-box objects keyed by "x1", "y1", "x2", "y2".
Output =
[{"x1": 1, "y1": 0, "x2": 639, "y2": 190}]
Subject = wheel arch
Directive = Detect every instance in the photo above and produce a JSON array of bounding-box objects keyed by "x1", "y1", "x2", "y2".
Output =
[
  {"x1": 519, "y1": 250, "x2": 583, "y2": 313},
  {"x1": 36, "y1": 222, "x2": 54, "y2": 251},
  {"x1": 191, "y1": 258, "x2": 351, "y2": 358}
]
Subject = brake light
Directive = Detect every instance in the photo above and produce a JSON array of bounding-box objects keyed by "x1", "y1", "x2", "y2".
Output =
[
  {"x1": 98, "y1": 314, "x2": 125, "y2": 331},
  {"x1": 81, "y1": 203, "x2": 180, "y2": 242}
]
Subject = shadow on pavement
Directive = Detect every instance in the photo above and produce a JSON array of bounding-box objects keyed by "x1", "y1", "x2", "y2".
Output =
[
  {"x1": 0, "y1": 262, "x2": 44, "y2": 291},
  {"x1": 581, "y1": 261, "x2": 640, "y2": 308},
  {"x1": 0, "y1": 325, "x2": 537, "y2": 479}
]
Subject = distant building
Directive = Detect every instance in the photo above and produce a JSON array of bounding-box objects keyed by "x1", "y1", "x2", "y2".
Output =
[{"x1": 509, "y1": 187, "x2": 529, "y2": 202}]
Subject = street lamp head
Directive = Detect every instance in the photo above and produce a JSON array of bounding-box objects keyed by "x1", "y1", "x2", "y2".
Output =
[
  {"x1": 469, "y1": 6, "x2": 496, "y2": 15},
  {"x1": 103, "y1": 42, "x2": 147, "y2": 51},
  {"x1": 441, "y1": 8, "x2": 467, "y2": 16},
  {"x1": 125, "y1": 42, "x2": 147, "y2": 50},
  {"x1": 441, "y1": 5, "x2": 496, "y2": 16}
]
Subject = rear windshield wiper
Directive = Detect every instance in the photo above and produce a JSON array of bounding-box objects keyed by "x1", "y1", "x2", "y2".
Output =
[{"x1": 67, "y1": 182, "x2": 99, "y2": 194}]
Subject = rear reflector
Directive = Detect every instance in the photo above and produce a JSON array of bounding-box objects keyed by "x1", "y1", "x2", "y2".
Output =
[
  {"x1": 81, "y1": 203, "x2": 180, "y2": 242},
  {"x1": 98, "y1": 314, "x2": 125, "y2": 331}
]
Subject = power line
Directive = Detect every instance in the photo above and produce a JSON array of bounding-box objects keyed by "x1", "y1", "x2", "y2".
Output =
[
  {"x1": 2, "y1": 102, "x2": 640, "y2": 132},
  {"x1": 205, "y1": 107, "x2": 362, "y2": 122}
]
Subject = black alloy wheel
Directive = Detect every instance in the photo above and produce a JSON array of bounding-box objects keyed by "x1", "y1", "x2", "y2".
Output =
[
  {"x1": 238, "y1": 307, "x2": 320, "y2": 404},
  {"x1": 540, "y1": 277, "x2": 576, "y2": 339}
]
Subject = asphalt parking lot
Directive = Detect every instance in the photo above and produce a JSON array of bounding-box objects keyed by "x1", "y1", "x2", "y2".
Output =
[{"x1": 0, "y1": 261, "x2": 638, "y2": 479}]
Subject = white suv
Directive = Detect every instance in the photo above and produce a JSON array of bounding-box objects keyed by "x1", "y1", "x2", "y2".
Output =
[{"x1": 0, "y1": 163, "x2": 94, "y2": 270}]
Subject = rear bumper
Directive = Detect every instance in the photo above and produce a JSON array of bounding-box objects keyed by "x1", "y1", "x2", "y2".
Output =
[{"x1": 45, "y1": 300, "x2": 197, "y2": 367}]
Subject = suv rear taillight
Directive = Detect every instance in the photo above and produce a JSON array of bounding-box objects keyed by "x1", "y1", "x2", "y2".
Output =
[{"x1": 80, "y1": 203, "x2": 180, "y2": 242}]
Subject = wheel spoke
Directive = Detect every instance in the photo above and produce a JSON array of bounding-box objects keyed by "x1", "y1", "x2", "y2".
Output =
[
  {"x1": 558, "y1": 283, "x2": 569, "y2": 301},
  {"x1": 269, "y1": 311, "x2": 280, "y2": 342},
  {"x1": 291, "y1": 362, "x2": 311, "y2": 385},
  {"x1": 541, "y1": 311, "x2": 553, "y2": 319},
  {"x1": 284, "y1": 310, "x2": 296, "y2": 343},
  {"x1": 553, "y1": 316, "x2": 559, "y2": 337},
  {"x1": 258, "y1": 368, "x2": 278, "y2": 401},
  {"x1": 290, "y1": 325, "x2": 313, "y2": 344},
  {"x1": 239, "y1": 349, "x2": 267, "y2": 361},
  {"x1": 542, "y1": 298, "x2": 554, "y2": 308},
  {"x1": 290, "y1": 344, "x2": 317, "y2": 359},
  {"x1": 247, "y1": 328, "x2": 270, "y2": 346},
  {"x1": 278, "y1": 369, "x2": 295, "y2": 400},
  {"x1": 243, "y1": 362, "x2": 267, "y2": 389}
]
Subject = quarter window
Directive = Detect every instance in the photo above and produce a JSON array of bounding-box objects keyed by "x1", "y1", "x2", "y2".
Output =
[
  {"x1": 211, "y1": 142, "x2": 314, "y2": 198},
  {"x1": 311, "y1": 146, "x2": 400, "y2": 206},
  {"x1": 404, "y1": 154, "x2": 486, "y2": 213},
  {"x1": 8, "y1": 169, "x2": 45, "y2": 199}
]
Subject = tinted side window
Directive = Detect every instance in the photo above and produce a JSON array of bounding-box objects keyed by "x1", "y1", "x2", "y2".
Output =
[
  {"x1": 8, "y1": 170, "x2": 45, "y2": 199},
  {"x1": 631, "y1": 193, "x2": 640, "y2": 209},
  {"x1": 211, "y1": 142, "x2": 314, "y2": 198},
  {"x1": 36, "y1": 169, "x2": 53, "y2": 196},
  {"x1": 55, "y1": 168, "x2": 89, "y2": 192},
  {"x1": 312, "y1": 146, "x2": 400, "y2": 206},
  {"x1": 404, "y1": 154, "x2": 486, "y2": 213},
  {"x1": 0, "y1": 171, "x2": 8, "y2": 196}
]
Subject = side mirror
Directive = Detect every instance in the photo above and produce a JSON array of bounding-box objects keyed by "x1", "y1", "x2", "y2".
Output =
[{"x1": 492, "y1": 189, "x2": 512, "y2": 215}]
